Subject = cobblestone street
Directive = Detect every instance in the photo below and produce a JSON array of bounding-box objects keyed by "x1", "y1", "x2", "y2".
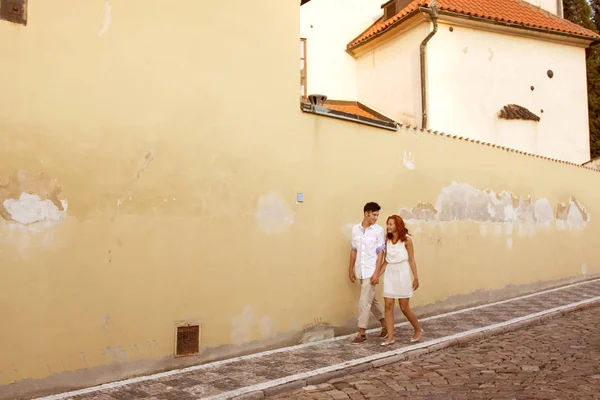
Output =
[
  {"x1": 33, "y1": 280, "x2": 600, "y2": 400},
  {"x1": 272, "y1": 306, "x2": 600, "y2": 400}
]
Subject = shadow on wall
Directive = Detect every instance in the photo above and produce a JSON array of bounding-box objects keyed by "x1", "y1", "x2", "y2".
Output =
[{"x1": 399, "y1": 182, "x2": 590, "y2": 230}]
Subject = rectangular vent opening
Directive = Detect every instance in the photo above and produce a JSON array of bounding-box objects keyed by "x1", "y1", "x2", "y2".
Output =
[{"x1": 175, "y1": 324, "x2": 200, "y2": 357}]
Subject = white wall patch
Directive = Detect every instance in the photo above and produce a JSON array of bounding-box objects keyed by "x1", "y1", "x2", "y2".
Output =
[
  {"x1": 231, "y1": 306, "x2": 254, "y2": 344},
  {"x1": 398, "y1": 182, "x2": 588, "y2": 236},
  {"x1": 259, "y1": 316, "x2": 275, "y2": 339},
  {"x1": 534, "y1": 198, "x2": 554, "y2": 226},
  {"x1": 3, "y1": 193, "x2": 68, "y2": 225},
  {"x1": 341, "y1": 223, "x2": 354, "y2": 241},
  {"x1": 403, "y1": 152, "x2": 415, "y2": 170},
  {"x1": 255, "y1": 192, "x2": 294, "y2": 234},
  {"x1": 98, "y1": 0, "x2": 112, "y2": 37}
]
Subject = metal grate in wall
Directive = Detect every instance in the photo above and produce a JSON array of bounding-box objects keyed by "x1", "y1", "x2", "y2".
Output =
[{"x1": 175, "y1": 325, "x2": 200, "y2": 357}]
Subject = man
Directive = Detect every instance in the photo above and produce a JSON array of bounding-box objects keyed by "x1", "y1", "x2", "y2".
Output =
[{"x1": 349, "y1": 202, "x2": 387, "y2": 344}]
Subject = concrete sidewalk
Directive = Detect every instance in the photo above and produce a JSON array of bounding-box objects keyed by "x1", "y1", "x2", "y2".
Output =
[{"x1": 37, "y1": 278, "x2": 600, "y2": 400}]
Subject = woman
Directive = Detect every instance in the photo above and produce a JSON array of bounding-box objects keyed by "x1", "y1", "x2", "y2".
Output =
[{"x1": 372, "y1": 215, "x2": 423, "y2": 345}]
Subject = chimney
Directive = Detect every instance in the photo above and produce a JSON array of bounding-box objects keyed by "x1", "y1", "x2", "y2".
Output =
[{"x1": 308, "y1": 94, "x2": 327, "y2": 105}]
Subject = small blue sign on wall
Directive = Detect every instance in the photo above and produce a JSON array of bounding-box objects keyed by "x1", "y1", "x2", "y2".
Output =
[{"x1": 297, "y1": 193, "x2": 304, "y2": 203}]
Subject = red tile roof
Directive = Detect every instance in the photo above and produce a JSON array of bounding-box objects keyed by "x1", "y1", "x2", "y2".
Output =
[
  {"x1": 348, "y1": 0, "x2": 600, "y2": 49},
  {"x1": 301, "y1": 98, "x2": 394, "y2": 123}
]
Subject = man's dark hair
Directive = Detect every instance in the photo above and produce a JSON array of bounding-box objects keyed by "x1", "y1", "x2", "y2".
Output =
[{"x1": 363, "y1": 202, "x2": 381, "y2": 213}]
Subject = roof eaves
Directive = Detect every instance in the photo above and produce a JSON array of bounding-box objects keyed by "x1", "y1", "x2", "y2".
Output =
[
  {"x1": 439, "y1": 9, "x2": 600, "y2": 41},
  {"x1": 348, "y1": 4, "x2": 600, "y2": 50},
  {"x1": 347, "y1": 8, "x2": 423, "y2": 51},
  {"x1": 300, "y1": 102, "x2": 398, "y2": 131}
]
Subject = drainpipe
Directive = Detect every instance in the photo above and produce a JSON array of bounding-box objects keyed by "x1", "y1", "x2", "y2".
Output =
[{"x1": 419, "y1": 3, "x2": 439, "y2": 129}]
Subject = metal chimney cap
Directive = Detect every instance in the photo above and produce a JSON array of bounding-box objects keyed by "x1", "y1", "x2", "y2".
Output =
[{"x1": 308, "y1": 94, "x2": 328, "y2": 106}]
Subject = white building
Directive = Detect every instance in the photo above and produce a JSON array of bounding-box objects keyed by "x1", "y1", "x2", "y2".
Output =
[{"x1": 301, "y1": 0, "x2": 599, "y2": 164}]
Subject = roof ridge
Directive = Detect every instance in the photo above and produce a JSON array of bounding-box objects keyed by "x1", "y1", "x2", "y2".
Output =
[{"x1": 348, "y1": 0, "x2": 600, "y2": 50}]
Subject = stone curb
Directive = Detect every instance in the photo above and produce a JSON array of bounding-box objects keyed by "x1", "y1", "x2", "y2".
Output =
[{"x1": 229, "y1": 300, "x2": 600, "y2": 400}]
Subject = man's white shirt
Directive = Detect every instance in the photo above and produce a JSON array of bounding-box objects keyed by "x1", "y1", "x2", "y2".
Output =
[{"x1": 351, "y1": 223, "x2": 385, "y2": 279}]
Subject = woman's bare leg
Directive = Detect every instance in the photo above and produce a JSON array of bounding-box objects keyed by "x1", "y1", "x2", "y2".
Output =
[
  {"x1": 399, "y1": 298, "x2": 422, "y2": 339},
  {"x1": 384, "y1": 297, "x2": 395, "y2": 342}
]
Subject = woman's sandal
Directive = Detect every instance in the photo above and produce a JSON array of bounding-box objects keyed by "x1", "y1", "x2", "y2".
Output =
[
  {"x1": 380, "y1": 340, "x2": 395, "y2": 346},
  {"x1": 410, "y1": 329, "x2": 424, "y2": 343}
]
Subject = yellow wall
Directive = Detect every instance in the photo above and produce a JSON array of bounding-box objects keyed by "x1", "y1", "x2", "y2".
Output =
[{"x1": 1, "y1": 1, "x2": 599, "y2": 398}]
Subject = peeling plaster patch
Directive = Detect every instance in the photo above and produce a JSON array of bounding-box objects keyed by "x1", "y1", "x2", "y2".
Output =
[
  {"x1": 403, "y1": 151, "x2": 415, "y2": 170},
  {"x1": 255, "y1": 192, "x2": 294, "y2": 234},
  {"x1": 433, "y1": 182, "x2": 558, "y2": 226},
  {"x1": 398, "y1": 208, "x2": 415, "y2": 221},
  {"x1": 259, "y1": 316, "x2": 275, "y2": 338},
  {"x1": 534, "y1": 198, "x2": 554, "y2": 226},
  {"x1": 98, "y1": 0, "x2": 112, "y2": 37},
  {"x1": 341, "y1": 223, "x2": 354, "y2": 241},
  {"x1": 487, "y1": 203, "x2": 496, "y2": 218},
  {"x1": 0, "y1": 170, "x2": 66, "y2": 223},
  {"x1": 411, "y1": 224, "x2": 422, "y2": 234},
  {"x1": 102, "y1": 315, "x2": 111, "y2": 331},
  {"x1": 566, "y1": 204, "x2": 585, "y2": 227},
  {"x1": 3, "y1": 193, "x2": 68, "y2": 225},
  {"x1": 400, "y1": 182, "x2": 588, "y2": 234},
  {"x1": 582, "y1": 264, "x2": 588, "y2": 275},
  {"x1": 556, "y1": 198, "x2": 590, "y2": 230},
  {"x1": 231, "y1": 306, "x2": 254, "y2": 344},
  {"x1": 411, "y1": 203, "x2": 437, "y2": 220}
]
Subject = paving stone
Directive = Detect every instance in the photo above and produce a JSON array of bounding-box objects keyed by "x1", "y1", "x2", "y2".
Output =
[
  {"x1": 55, "y1": 280, "x2": 600, "y2": 400},
  {"x1": 275, "y1": 305, "x2": 600, "y2": 399},
  {"x1": 521, "y1": 365, "x2": 540, "y2": 372}
]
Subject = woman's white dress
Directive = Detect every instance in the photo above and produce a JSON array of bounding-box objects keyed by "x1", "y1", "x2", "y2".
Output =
[{"x1": 383, "y1": 239, "x2": 413, "y2": 299}]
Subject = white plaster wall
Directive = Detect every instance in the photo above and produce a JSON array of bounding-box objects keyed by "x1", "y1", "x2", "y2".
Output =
[
  {"x1": 583, "y1": 157, "x2": 600, "y2": 169},
  {"x1": 300, "y1": 0, "x2": 383, "y2": 100},
  {"x1": 355, "y1": 23, "x2": 429, "y2": 126},
  {"x1": 427, "y1": 23, "x2": 590, "y2": 163},
  {"x1": 528, "y1": 0, "x2": 560, "y2": 15},
  {"x1": 495, "y1": 120, "x2": 538, "y2": 153}
]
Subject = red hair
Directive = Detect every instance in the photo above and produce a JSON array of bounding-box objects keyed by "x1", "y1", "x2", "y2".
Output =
[{"x1": 386, "y1": 215, "x2": 409, "y2": 243}]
